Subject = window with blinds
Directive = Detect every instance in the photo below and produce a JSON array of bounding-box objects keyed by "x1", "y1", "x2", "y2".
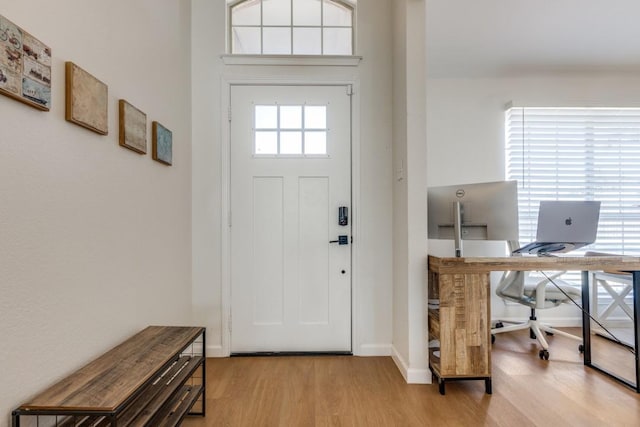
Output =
[{"x1": 505, "y1": 107, "x2": 640, "y2": 256}]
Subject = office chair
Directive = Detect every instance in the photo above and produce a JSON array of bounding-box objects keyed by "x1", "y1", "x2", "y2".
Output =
[{"x1": 491, "y1": 241, "x2": 584, "y2": 360}]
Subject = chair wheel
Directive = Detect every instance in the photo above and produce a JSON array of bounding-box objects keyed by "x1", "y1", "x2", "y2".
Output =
[
  {"x1": 545, "y1": 331, "x2": 554, "y2": 336},
  {"x1": 491, "y1": 334, "x2": 495, "y2": 344},
  {"x1": 539, "y1": 349, "x2": 549, "y2": 360},
  {"x1": 495, "y1": 322, "x2": 504, "y2": 329},
  {"x1": 578, "y1": 344, "x2": 584, "y2": 353}
]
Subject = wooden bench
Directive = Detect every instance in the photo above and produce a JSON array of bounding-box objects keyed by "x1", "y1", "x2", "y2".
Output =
[{"x1": 12, "y1": 326, "x2": 206, "y2": 427}]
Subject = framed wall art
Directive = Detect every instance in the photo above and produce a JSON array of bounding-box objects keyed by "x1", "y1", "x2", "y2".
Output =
[
  {"x1": 65, "y1": 62, "x2": 108, "y2": 135},
  {"x1": 152, "y1": 121, "x2": 172, "y2": 165},
  {"x1": 119, "y1": 99, "x2": 147, "y2": 154},
  {"x1": 0, "y1": 15, "x2": 52, "y2": 110}
]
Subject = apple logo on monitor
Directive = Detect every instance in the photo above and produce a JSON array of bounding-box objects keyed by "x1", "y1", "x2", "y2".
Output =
[{"x1": 565, "y1": 217, "x2": 572, "y2": 226}]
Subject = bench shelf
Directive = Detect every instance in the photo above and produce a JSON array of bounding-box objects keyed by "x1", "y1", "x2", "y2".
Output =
[{"x1": 12, "y1": 326, "x2": 206, "y2": 427}]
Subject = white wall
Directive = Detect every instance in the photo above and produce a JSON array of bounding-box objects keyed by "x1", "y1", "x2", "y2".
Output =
[
  {"x1": 426, "y1": 74, "x2": 640, "y2": 323},
  {"x1": 190, "y1": 0, "x2": 225, "y2": 357},
  {"x1": 391, "y1": 0, "x2": 410, "y2": 373},
  {"x1": 404, "y1": 0, "x2": 428, "y2": 382},
  {"x1": 391, "y1": 0, "x2": 429, "y2": 383},
  {"x1": 354, "y1": 0, "x2": 394, "y2": 358},
  {"x1": 0, "y1": 1, "x2": 193, "y2": 425},
  {"x1": 191, "y1": 0, "x2": 394, "y2": 357}
]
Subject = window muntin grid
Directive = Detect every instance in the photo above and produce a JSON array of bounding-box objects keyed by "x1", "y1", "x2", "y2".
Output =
[
  {"x1": 229, "y1": 0, "x2": 355, "y2": 55},
  {"x1": 254, "y1": 104, "x2": 328, "y2": 156}
]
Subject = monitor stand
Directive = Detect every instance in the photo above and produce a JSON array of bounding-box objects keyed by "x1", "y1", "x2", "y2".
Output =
[{"x1": 453, "y1": 201, "x2": 463, "y2": 257}]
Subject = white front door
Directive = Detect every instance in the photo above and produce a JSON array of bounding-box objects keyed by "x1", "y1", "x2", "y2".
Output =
[{"x1": 230, "y1": 84, "x2": 352, "y2": 353}]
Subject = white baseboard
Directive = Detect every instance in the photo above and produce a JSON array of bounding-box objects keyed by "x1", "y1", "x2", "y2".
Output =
[
  {"x1": 493, "y1": 317, "x2": 582, "y2": 328},
  {"x1": 355, "y1": 343, "x2": 430, "y2": 383},
  {"x1": 391, "y1": 345, "x2": 431, "y2": 384},
  {"x1": 592, "y1": 318, "x2": 635, "y2": 328},
  {"x1": 356, "y1": 343, "x2": 392, "y2": 356},
  {"x1": 206, "y1": 344, "x2": 225, "y2": 357},
  {"x1": 494, "y1": 315, "x2": 636, "y2": 329}
]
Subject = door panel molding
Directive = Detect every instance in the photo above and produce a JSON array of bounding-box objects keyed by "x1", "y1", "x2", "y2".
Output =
[
  {"x1": 220, "y1": 77, "x2": 361, "y2": 355},
  {"x1": 231, "y1": 84, "x2": 350, "y2": 352}
]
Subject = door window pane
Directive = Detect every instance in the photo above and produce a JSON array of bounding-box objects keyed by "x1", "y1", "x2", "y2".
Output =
[
  {"x1": 255, "y1": 105, "x2": 278, "y2": 128},
  {"x1": 255, "y1": 131, "x2": 278, "y2": 154},
  {"x1": 304, "y1": 106, "x2": 326, "y2": 128},
  {"x1": 280, "y1": 106, "x2": 302, "y2": 129},
  {"x1": 293, "y1": 28, "x2": 322, "y2": 55},
  {"x1": 263, "y1": 27, "x2": 292, "y2": 54},
  {"x1": 305, "y1": 131, "x2": 327, "y2": 155},
  {"x1": 263, "y1": 0, "x2": 291, "y2": 26},
  {"x1": 232, "y1": 27, "x2": 262, "y2": 55},
  {"x1": 254, "y1": 104, "x2": 329, "y2": 156},
  {"x1": 281, "y1": 132, "x2": 303, "y2": 154},
  {"x1": 323, "y1": 28, "x2": 352, "y2": 55}
]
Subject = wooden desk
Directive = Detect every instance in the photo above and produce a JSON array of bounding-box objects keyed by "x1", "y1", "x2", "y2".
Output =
[{"x1": 428, "y1": 254, "x2": 640, "y2": 394}]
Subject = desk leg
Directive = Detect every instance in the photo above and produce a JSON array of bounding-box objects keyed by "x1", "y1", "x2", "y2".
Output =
[
  {"x1": 485, "y1": 378, "x2": 492, "y2": 395},
  {"x1": 583, "y1": 270, "x2": 640, "y2": 393},
  {"x1": 581, "y1": 271, "x2": 592, "y2": 366},
  {"x1": 634, "y1": 272, "x2": 640, "y2": 390}
]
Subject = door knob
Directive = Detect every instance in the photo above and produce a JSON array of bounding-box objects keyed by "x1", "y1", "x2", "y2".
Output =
[{"x1": 329, "y1": 235, "x2": 349, "y2": 245}]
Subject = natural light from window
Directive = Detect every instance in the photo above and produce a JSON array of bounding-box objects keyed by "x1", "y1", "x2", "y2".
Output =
[
  {"x1": 229, "y1": 0, "x2": 355, "y2": 55},
  {"x1": 505, "y1": 107, "x2": 640, "y2": 256},
  {"x1": 254, "y1": 105, "x2": 327, "y2": 157},
  {"x1": 254, "y1": 104, "x2": 328, "y2": 156}
]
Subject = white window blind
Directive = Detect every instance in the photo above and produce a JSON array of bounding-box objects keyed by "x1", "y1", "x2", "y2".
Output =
[{"x1": 506, "y1": 107, "x2": 640, "y2": 256}]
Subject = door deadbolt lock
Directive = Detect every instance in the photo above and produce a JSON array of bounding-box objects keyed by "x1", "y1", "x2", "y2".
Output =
[
  {"x1": 329, "y1": 235, "x2": 349, "y2": 245},
  {"x1": 339, "y1": 207, "x2": 348, "y2": 226}
]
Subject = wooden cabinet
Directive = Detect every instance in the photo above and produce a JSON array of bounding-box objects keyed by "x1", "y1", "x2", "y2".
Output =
[
  {"x1": 428, "y1": 259, "x2": 492, "y2": 395},
  {"x1": 12, "y1": 326, "x2": 205, "y2": 427}
]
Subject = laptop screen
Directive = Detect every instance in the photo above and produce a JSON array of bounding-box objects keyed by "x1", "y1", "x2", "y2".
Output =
[
  {"x1": 512, "y1": 201, "x2": 601, "y2": 255},
  {"x1": 536, "y1": 201, "x2": 601, "y2": 244}
]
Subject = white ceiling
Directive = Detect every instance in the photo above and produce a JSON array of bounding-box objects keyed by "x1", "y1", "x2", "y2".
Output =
[{"x1": 426, "y1": 0, "x2": 640, "y2": 78}]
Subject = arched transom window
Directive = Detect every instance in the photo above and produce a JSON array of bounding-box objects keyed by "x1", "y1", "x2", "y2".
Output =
[{"x1": 228, "y1": 0, "x2": 355, "y2": 55}]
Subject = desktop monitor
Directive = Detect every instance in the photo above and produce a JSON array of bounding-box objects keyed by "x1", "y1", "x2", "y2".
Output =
[{"x1": 427, "y1": 180, "x2": 519, "y2": 257}]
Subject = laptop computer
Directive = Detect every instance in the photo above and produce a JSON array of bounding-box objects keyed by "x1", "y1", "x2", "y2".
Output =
[{"x1": 512, "y1": 201, "x2": 601, "y2": 255}]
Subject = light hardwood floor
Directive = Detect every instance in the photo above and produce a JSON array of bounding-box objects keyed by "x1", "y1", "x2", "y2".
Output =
[{"x1": 183, "y1": 329, "x2": 640, "y2": 426}]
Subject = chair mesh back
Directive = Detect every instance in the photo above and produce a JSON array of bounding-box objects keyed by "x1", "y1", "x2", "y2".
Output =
[{"x1": 496, "y1": 270, "x2": 526, "y2": 300}]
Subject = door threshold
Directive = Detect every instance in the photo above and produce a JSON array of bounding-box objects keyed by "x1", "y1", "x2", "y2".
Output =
[{"x1": 231, "y1": 351, "x2": 353, "y2": 357}]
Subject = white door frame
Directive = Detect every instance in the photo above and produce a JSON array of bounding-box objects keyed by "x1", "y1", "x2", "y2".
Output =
[{"x1": 220, "y1": 77, "x2": 361, "y2": 356}]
